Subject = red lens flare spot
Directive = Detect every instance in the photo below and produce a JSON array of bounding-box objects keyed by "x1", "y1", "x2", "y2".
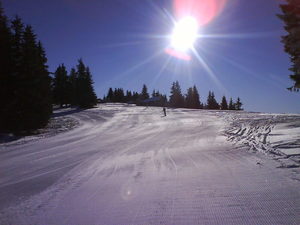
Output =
[
  {"x1": 173, "y1": 0, "x2": 227, "y2": 26},
  {"x1": 165, "y1": 48, "x2": 191, "y2": 61}
]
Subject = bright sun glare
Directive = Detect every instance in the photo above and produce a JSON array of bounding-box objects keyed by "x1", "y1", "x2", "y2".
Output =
[{"x1": 171, "y1": 16, "x2": 199, "y2": 52}]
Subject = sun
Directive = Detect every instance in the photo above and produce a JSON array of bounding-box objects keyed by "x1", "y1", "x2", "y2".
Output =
[{"x1": 170, "y1": 16, "x2": 199, "y2": 52}]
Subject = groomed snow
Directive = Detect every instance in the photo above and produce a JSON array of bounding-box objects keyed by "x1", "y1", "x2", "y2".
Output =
[{"x1": 0, "y1": 104, "x2": 299, "y2": 225}]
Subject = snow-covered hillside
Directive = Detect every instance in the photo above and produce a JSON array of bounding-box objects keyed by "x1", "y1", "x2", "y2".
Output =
[{"x1": 0, "y1": 104, "x2": 299, "y2": 225}]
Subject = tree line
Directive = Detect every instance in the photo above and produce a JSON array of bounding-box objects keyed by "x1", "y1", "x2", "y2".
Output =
[
  {"x1": 0, "y1": 3, "x2": 97, "y2": 134},
  {"x1": 52, "y1": 60, "x2": 97, "y2": 108},
  {"x1": 104, "y1": 81, "x2": 243, "y2": 110},
  {"x1": 0, "y1": 6, "x2": 52, "y2": 133},
  {"x1": 103, "y1": 84, "x2": 168, "y2": 107}
]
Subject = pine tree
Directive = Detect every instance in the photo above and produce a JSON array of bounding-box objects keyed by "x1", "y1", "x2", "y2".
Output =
[
  {"x1": 152, "y1": 89, "x2": 156, "y2": 98},
  {"x1": 113, "y1": 88, "x2": 125, "y2": 102},
  {"x1": 235, "y1": 97, "x2": 243, "y2": 110},
  {"x1": 132, "y1": 91, "x2": 139, "y2": 102},
  {"x1": 125, "y1": 90, "x2": 132, "y2": 102},
  {"x1": 206, "y1": 91, "x2": 219, "y2": 109},
  {"x1": 228, "y1": 97, "x2": 235, "y2": 110},
  {"x1": 53, "y1": 64, "x2": 69, "y2": 107},
  {"x1": 1, "y1": 16, "x2": 25, "y2": 132},
  {"x1": 140, "y1": 84, "x2": 149, "y2": 100},
  {"x1": 18, "y1": 25, "x2": 52, "y2": 131},
  {"x1": 106, "y1": 87, "x2": 114, "y2": 102},
  {"x1": 76, "y1": 59, "x2": 97, "y2": 108},
  {"x1": 0, "y1": 3, "x2": 13, "y2": 132},
  {"x1": 185, "y1": 87, "x2": 194, "y2": 108},
  {"x1": 169, "y1": 81, "x2": 184, "y2": 108},
  {"x1": 36, "y1": 41, "x2": 52, "y2": 127},
  {"x1": 0, "y1": 8, "x2": 52, "y2": 133},
  {"x1": 220, "y1": 96, "x2": 228, "y2": 110},
  {"x1": 192, "y1": 85, "x2": 201, "y2": 109},
  {"x1": 278, "y1": 0, "x2": 300, "y2": 91},
  {"x1": 11, "y1": 23, "x2": 52, "y2": 132},
  {"x1": 69, "y1": 67, "x2": 78, "y2": 106}
]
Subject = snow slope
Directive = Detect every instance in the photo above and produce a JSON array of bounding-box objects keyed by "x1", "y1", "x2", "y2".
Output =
[{"x1": 0, "y1": 104, "x2": 299, "y2": 225}]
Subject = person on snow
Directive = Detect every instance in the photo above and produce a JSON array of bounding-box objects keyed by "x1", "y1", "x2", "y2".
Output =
[{"x1": 163, "y1": 107, "x2": 167, "y2": 117}]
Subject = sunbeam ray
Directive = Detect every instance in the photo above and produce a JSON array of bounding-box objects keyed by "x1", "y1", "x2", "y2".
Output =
[
  {"x1": 98, "y1": 40, "x2": 155, "y2": 49},
  {"x1": 191, "y1": 47, "x2": 228, "y2": 95},
  {"x1": 103, "y1": 49, "x2": 165, "y2": 88},
  {"x1": 197, "y1": 30, "x2": 282, "y2": 39},
  {"x1": 150, "y1": 55, "x2": 172, "y2": 88}
]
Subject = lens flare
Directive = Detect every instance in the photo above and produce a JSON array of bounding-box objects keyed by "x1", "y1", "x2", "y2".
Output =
[
  {"x1": 173, "y1": 0, "x2": 227, "y2": 26},
  {"x1": 171, "y1": 16, "x2": 198, "y2": 52},
  {"x1": 165, "y1": 48, "x2": 191, "y2": 61}
]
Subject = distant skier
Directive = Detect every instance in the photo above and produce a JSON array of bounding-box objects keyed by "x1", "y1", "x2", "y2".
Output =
[{"x1": 163, "y1": 107, "x2": 167, "y2": 117}]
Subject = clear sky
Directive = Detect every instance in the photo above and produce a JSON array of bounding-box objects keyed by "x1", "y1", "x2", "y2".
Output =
[{"x1": 2, "y1": 0, "x2": 300, "y2": 113}]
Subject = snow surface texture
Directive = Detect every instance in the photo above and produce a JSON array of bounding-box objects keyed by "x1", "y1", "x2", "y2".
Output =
[
  {"x1": 224, "y1": 112, "x2": 300, "y2": 170},
  {"x1": 0, "y1": 104, "x2": 299, "y2": 225}
]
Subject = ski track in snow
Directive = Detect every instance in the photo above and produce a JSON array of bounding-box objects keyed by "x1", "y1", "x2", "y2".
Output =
[
  {"x1": 223, "y1": 111, "x2": 300, "y2": 169},
  {"x1": 0, "y1": 104, "x2": 300, "y2": 225}
]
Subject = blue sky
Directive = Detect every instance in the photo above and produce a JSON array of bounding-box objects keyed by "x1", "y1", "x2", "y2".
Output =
[{"x1": 2, "y1": 0, "x2": 300, "y2": 113}]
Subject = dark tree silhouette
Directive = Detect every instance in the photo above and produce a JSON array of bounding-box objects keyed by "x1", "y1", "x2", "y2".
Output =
[
  {"x1": 228, "y1": 97, "x2": 235, "y2": 110},
  {"x1": 140, "y1": 84, "x2": 149, "y2": 100},
  {"x1": 113, "y1": 88, "x2": 125, "y2": 102},
  {"x1": 220, "y1": 96, "x2": 228, "y2": 110},
  {"x1": 0, "y1": 2, "x2": 13, "y2": 132},
  {"x1": 192, "y1": 85, "x2": 201, "y2": 109},
  {"x1": 278, "y1": 0, "x2": 300, "y2": 91},
  {"x1": 185, "y1": 87, "x2": 194, "y2": 108},
  {"x1": 106, "y1": 87, "x2": 114, "y2": 102},
  {"x1": 206, "y1": 91, "x2": 219, "y2": 109},
  {"x1": 53, "y1": 64, "x2": 69, "y2": 107},
  {"x1": 0, "y1": 12, "x2": 52, "y2": 133},
  {"x1": 69, "y1": 67, "x2": 78, "y2": 106},
  {"x1": 76, "y1": 59, "x2": 97, "y2": 108},
  {"x1": 235, "y1": 97, "x2": 243, "y2": 110},
  {"x1": 125, "y1": 90, "x2": 132, "y2": 102},
  {"x1": 169, "y1": 81, "x2": 184, "y2": 108},
  {"x1": 185, "y1": 86, "x2": 201, "y2": 109}
]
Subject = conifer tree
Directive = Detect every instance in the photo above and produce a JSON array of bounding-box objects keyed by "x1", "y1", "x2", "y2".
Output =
[
  {"x1": 113, "y1": 88, "x2": 125, "y2": 102},
  {"x1": 192, "y1": 85, "x2": 201, "y2": 109},
  {"x1": 106, "y1": 87, "x2": 114, "y2": 102},
  {"x1": 228, "y1": 97, "x2": 235, "y2": 110},
  {"x1": 69, "y1": 67, "x2": 78, "y2": 106},
  {"x1": 185, "y1": 87, "x2": 194, "y2": 108},
  {"x1": 17, "y1": 25, "x2": 52, "y2": 130},
  {"x1": 53, "y1": 64, "x2": 69, "y2": 107},
  {"x1": 132, "y1": 91, "x2": 140, "y2": 102},
  {"x1": 235, "y1": 97, "x2": 243, "y2": 110},
  {"x1": 220, "y1": 96, "x2": 228, "y2": 110},
  {"x1": 169, "y1": 81, "x2": 184, "y2": 108},
  {"x1": 152, "y1": 89, "x2": 156, "y2": 98},
  {"x1": 278, "y1": 0, "x2": 300, "y2": 91},
  {"x1": 2, "y1": 19, "x2": 52, "y2": 132},
  {"x1": 206, "y1": 91, "x2": 219, "y2": 109},
  {"x1": 125, "y1": 90, "x2": 132, "y2": 102},
  {"x1": 0, "y1": 3, "x2": 13, "y2": 131},
  {"x1": 36, "y1": 41, "x2": 52, "y2": 126},
  {"x1": 76, "y1": 59, "x2": 97, "y2": 108},
  {"x1": 140, "y1": 84, "x2": 149, "y2": 100}
]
